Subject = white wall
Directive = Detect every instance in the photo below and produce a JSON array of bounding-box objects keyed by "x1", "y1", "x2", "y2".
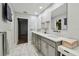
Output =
[
  {"x1": 65, "y1": 3, "x2": 79, "y2": 39},
  {"x1": 38, "y1": 3, "x2": 79, "y2": 40},
  {"x1": 29, "y1": 15, "x2": 38, "y2": 41}
]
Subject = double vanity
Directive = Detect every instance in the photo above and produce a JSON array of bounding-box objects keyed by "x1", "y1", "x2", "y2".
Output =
[{"x1": 32, "y1": 31, "x2": 62, "y2": 56}]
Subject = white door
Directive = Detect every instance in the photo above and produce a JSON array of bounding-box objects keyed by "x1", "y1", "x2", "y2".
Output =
[{"x1": 0, "y1": 33, "x2": 3, "y2": 56}]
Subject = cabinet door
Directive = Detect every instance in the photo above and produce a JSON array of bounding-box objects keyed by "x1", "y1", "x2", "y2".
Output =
[
  {"x1": 36, "y1": 35, "x2": 39, "y2": 49},
  {"x1": 41, "y1": 39, "x2": 48, "y2": 56},
  {"x1": 37, "y1": 37, "x2": 41, "y2": 50},
  {"x1": 32, "y1": 33, "x2": 35, "y2": 45},
  {"x1": 0, "y1": 34, "x2": 3, "y2": 56},
  {"x1": 35, "y1": 35, "x2": 38, "y2": 48},
  {"x1": 48, "y1": 45, "x2": 55, "y2": 56}
]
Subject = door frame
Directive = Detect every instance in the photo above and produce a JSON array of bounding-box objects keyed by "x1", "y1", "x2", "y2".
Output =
[{"x1": 17, "y1": 18, "x2": 28, "y2": 43}]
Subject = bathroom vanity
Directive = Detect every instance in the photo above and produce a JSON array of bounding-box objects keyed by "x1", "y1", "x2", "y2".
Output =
[{"x1": 32, "y1": 31, "x2": 62, "y2": 56}]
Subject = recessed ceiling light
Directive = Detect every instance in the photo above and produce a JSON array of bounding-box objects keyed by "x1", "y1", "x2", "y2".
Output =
[
  {"x1": 39, "y1": 6, "x2": 43, "y2": 9},
  {"x1": 34, "y1": 12, "x2": 38, "y2": 15}
]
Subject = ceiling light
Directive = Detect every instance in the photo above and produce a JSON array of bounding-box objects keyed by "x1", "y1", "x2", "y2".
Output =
[
  {"x1": 40, "y1": 6, "x2": 43, "y2": 9},
  {"x1": 34, "y1": 12, "x2": 38, "y2": 15}
]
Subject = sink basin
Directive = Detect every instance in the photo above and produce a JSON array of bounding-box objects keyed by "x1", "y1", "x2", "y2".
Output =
[{"x1": 45, "y1": 34, "x2": 58, "y2": 38}]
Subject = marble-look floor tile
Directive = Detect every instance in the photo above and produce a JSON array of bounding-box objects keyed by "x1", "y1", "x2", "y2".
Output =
[{"x1": 7, "y1": 43, "x2": 38, "y2": 56}]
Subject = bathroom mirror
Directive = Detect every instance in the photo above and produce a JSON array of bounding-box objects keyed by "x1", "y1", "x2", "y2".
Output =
[{"x1": 51, "y1": 3, "x2": 67, "y2": 32}]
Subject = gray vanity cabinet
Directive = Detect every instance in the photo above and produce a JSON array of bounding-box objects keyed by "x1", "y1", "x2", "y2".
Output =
[
  {"x1": 41, "y1": 38, "x2": 48, "y2": 56},
  {"x1": 32, "y1": 32, "x2": 61, "y2": 56}
]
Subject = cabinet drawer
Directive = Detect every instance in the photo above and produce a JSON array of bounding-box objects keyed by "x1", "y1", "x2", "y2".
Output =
[
  {"x1": 42, "y1": 38, "x2": 56, "y2": 47},
  {"x1": 61, "y1": 50, "x2": 75, "y2": 56}
]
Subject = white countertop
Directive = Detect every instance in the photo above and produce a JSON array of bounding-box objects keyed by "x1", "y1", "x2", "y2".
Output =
[
  {"x1": 58, "y1": 45, "x2": 79, "y2": 56},
  {"x1": 32, "y1": 31, "x2": 62, "y2": 42}
]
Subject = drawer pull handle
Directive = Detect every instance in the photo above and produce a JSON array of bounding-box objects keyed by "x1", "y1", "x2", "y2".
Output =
[{"x1": 64, "y1": 50, "x2": 69, "y2": 53}]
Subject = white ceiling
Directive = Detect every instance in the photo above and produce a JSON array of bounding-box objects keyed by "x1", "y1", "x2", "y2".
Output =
[{"x1": 11, "y1": 3, "x2": 51, "y2": 15}]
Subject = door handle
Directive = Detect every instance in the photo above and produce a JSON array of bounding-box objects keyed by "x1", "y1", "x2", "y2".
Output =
[{"x1": 64, "y1": 50, "x2": 69, "y2": 53}]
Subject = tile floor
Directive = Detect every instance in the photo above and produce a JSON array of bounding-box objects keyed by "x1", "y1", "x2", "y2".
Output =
[{"x1": 7, "y1": 43, "x2": 38, "y2": 56}]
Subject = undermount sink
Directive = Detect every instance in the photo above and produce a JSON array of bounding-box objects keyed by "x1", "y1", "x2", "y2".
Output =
[
  {"x1": 37, "y1": 31, "x2": 59, "y2": 38},
  {"x1": 45, "y1": 34, "x2": 58, "y2": 38}
]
